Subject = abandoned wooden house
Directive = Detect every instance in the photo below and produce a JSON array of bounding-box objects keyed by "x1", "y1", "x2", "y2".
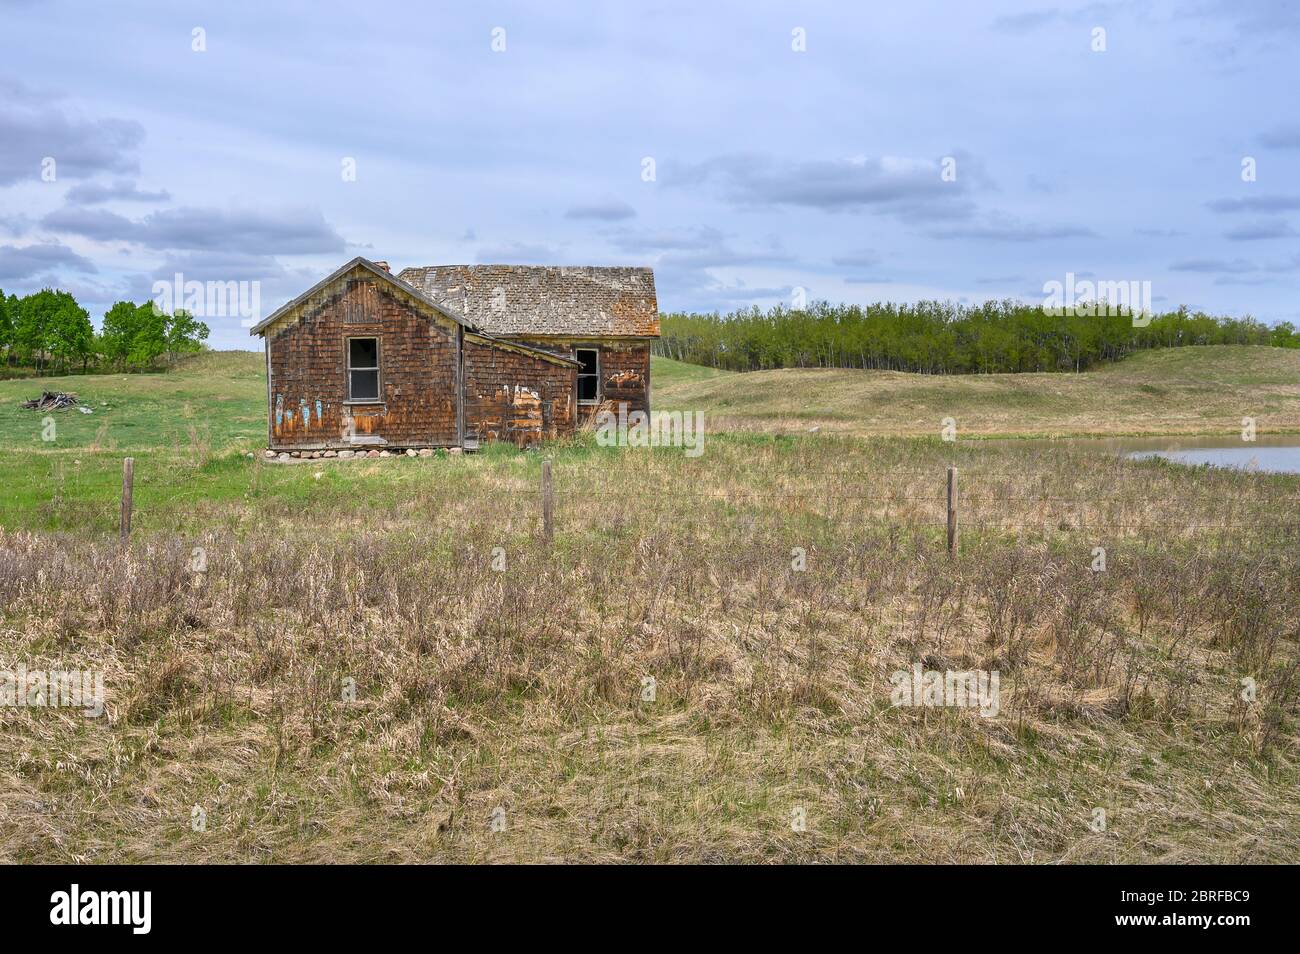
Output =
[{"x1": 250, "y1": 257, "x2": 659, "y2": 452}]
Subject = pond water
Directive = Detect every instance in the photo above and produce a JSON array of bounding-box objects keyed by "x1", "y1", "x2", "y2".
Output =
[
  {"x1": 991, "y1": 435, "x2": 1300, "y2": 475},
  {"x1": 1122, "y1": 437, "x2": 1300, "y2": 475}
]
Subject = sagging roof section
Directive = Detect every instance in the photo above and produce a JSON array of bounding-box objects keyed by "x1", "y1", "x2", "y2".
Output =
[
  {"x1": 398, "y1": 264, "x2": 660, "y2": 338},
  {"x1": 249, "y1": 257, "x2": 578, "y2": 367}
]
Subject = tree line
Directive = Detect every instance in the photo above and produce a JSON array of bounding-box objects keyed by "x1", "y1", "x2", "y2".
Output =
[
  {"x1": 0, "y1": 287, "x2": 210, "y2": 375},
  {"x1": 654, "y1": 300, "x2": 1300, "y2": 374}
]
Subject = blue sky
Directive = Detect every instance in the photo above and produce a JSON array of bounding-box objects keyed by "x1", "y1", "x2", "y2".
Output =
[{"x1": 1, "y1": 0, "x2": 1298, "y2": 348}]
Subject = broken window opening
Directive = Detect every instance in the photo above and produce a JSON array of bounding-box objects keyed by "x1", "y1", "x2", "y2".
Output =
[
  {"x1": 348, "y1": 337, "x2": 380, "y2": 401},
  {"x1": 576, "y1": 348, "x2": 599, "y2": 404}
]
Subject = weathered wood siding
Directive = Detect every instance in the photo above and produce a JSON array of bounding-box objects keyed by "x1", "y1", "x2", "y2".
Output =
[
  {"x1": 463, "y1": 338, "x2": 576, "y2": 445},
  {"x1": 505, "y1": 337, "x2": 651, "y2": 421},
  {"x1": 267, "y1": 278, "x2": 460, "y2": 450}
]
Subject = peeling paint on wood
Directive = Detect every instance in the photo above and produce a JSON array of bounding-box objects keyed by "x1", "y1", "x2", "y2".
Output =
[
  {"x1": 507, "y1": 337, "x2": 652, "y2": 422},
  {"x1": 267, "y1": 278, "x2": 460, "y2": 449},
  {"x1": 463, "y1": 340, "x2": 574, "y2": 446}
]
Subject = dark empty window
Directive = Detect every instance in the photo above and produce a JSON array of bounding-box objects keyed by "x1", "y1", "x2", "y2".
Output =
[
  {"x1": 348, "y1": 337, "x2": 380, "y2": 401},
  {"x1": 576, "y1": 348, "x2": 599, "y2": 403}
]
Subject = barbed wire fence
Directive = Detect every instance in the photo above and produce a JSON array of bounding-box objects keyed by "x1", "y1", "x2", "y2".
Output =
[{"x1": 4, "y1": 454, "x2": 1295, "y2": 552}]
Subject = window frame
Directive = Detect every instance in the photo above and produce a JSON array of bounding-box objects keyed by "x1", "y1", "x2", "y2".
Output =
[
  {"x1": 575, "y1": 347, "x2": 600, "y2": 405},
  {"x1": 345, "y1": 335, "x2": 382, "y2": 404}
]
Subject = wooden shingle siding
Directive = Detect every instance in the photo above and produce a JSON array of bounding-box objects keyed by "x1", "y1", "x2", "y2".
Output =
[
  {"x1": 508, "y1": 337, "x2": 651, "y2": 420},
  {"x1": 463, "y1": 338, "x2": 576, "y2": 445},
  {"x1": 592, "y1": 340, "x2": 651, "y2": 417},
  {"x1": 254, "y1": 257, "x2": 652, "y2": 452},
  {"x1": 267, "y1": 278, "x2": 460, "y2": 450}
]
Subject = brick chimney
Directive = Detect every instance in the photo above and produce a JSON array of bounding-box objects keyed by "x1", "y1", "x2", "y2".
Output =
[{"x1": 373, "y1": 260, "x2": 390, "y2": 273}]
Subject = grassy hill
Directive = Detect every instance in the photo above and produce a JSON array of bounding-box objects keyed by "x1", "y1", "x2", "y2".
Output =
[
  {"x1": 2, "y1": 345, "x2": 1295, "y2": 458},
  {"x1": 0, "y1": 350, "x2": 266, "y2": 453},
  {"x1": 1, "y1": 346, "x2": 1297, "y2": 863},
  {"x1": 652, "y1": 346, "x2": 1300, "y2": 438}
]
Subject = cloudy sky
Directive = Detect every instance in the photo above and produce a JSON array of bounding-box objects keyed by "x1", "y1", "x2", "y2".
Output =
[{"x1": 1, "y1": 0, "x2": 1298, "y2": 348}]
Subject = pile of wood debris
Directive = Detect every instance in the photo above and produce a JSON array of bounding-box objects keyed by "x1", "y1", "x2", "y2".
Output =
[{"x1": 20, "y1": 391, "x2": 81, "y2": 411}]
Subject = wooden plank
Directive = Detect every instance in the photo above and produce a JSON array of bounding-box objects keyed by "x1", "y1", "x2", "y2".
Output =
[
  {"x1": 542, "y1": 458, "x2": 554, "y2": 544},
  {"x1": 120, "y1": 457, "x2": 134, "y2": 544},
  {"x1": 946, "y1": 465, "x2": 958, "y2": 558}
]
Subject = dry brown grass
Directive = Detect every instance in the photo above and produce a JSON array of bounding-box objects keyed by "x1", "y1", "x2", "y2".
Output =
[{"x1": 1, "y1": 436, "x2": 1297, "y2": 862}]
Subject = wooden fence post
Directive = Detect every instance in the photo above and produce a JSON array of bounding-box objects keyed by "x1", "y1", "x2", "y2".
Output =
[
  {"x1": 946, "y1": 464, "x2": 958, "y2": 558},
  {"x1": 541, "y1": 458, "x2": 553, "y2": 544},
  {"x1": 120, "y1": 457, "x2": 134, "y2": 544}
]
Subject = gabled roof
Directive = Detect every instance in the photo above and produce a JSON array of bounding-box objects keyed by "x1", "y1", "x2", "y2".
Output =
[
  {"x1": 397, "y1": 264, "x2": 659, "y2": 338},
  {"x1": 249, "y1": 257, "x2": 473, "y2": 337},
  {"x1": 248, "y1": 257, "x2": 577, "y2": 367}
]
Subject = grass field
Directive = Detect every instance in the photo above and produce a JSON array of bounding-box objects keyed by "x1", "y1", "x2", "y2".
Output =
[
  {"x1": 1, "y1": 347, "x2": 1297, "y2": 862},
  {"x1": 655, "y1": 345, "x2": 1300, "y2": 437}
]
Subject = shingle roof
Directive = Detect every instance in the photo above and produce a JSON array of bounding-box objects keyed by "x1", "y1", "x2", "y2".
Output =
[
  {"x1": 247, "y1": 257, "x2": 578, "y2": 367},
  {"x1": 397, "y1": 265, "x2": 659, "y2": 338}
]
